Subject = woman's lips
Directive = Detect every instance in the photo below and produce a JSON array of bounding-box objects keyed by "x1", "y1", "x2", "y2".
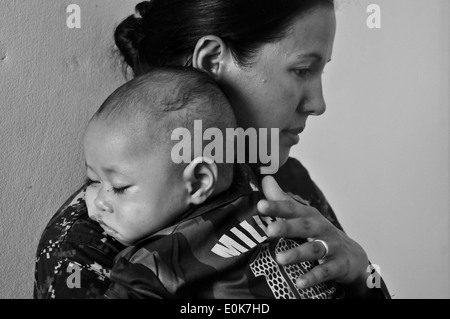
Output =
[
  {"x1": 284, "y1": 127, "x2": 305, "y2": 135},
  {"x1": 282, "y1": 127, "x2": 304, "y2": 145}
]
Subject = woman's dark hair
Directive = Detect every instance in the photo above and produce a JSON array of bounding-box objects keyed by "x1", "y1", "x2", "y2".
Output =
[{"x1": 115, "y1": 0, "x2": 334, "y2": 76}]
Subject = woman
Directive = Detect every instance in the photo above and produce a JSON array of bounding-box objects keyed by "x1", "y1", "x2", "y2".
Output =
[{"x1": 34, "y1": 0, "x2": 390, "y2": 299}]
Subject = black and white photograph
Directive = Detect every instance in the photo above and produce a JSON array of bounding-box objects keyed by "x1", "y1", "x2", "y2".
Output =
[{"x1": 0, "y1": 0, "x2": 449, "y2": 302}]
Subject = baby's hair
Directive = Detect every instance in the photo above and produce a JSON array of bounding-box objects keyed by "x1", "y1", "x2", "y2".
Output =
[
  {"x1": 93, "y1": 66, "x2": 236, "y2": 141},
  {"x1": 91, "y1": 66, "x2": 236, "y2": 179}
]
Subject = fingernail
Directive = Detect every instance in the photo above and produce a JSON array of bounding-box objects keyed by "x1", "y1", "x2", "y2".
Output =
[
  {"x1": 266, "y1": 223, "x2": 280, "y2": 237},
  {"x1": 297, "y1": 278, "x2": 307, "y2": 289},
  {"x1": 257, "y1": 200, "x2": 269, "y2": 213},
  {"x1": 275, "y1": 252, "x2": 287, "y2": 264}
]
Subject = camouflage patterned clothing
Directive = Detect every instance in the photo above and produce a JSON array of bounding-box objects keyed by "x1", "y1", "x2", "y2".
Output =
[
  {"x1": 33, "y1": 187, "x2": 127, "y2": 299},
  {"x1": 34, "y1": 158, "x2": 390, "y2": 299}
]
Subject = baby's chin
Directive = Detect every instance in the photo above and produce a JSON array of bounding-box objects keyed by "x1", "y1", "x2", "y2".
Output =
[{"x1": 108, "y1": 233, "x2": 134, "y2": 247}]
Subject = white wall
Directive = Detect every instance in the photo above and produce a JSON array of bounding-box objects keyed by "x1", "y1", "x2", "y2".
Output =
[
  {"x1": 293, "y1": 0, "x2": 450, "y2": 298},
  {"x1": 0, "y1": 0, "x2": 141, "y2": 299},
  {"x1": 0, "y1": 0, "x2": 448, "y2": 299}
]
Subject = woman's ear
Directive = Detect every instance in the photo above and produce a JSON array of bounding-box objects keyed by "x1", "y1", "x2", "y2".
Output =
[
  {"x1": 192, "y1": 35, "x2": 232, "y2": 79},
  {"x1": 183, "y1": 157, "x2": 218, "y2": 205}
]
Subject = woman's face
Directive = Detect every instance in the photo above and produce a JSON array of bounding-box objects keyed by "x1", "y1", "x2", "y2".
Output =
[{"x1": 218, "y1": 5, "x2": 336, "y2": 167}]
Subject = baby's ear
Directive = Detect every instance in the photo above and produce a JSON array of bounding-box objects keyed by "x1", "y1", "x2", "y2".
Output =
[{"x1": 183, "y1": 157, "x2": 218, "y2": 205}]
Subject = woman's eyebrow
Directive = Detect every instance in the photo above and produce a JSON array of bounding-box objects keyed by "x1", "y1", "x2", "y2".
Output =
[
  {"x1": 295, "y1": 52, "x2": 322, "y2": 61},
  {"x1": 295, "y1": 52, "x2": 332, "y2": 63}
]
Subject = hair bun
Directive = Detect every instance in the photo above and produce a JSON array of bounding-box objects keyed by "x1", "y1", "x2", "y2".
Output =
[
  {"x1": 135, "y1": 1, "x2": 155, "y2": 18},
  {"x1": 114, "y1": 14, "x2": 148, "y2": 74}
]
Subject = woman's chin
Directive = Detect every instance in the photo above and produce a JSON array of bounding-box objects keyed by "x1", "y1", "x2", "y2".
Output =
[
  {"x1": 252, "y1": 147, "x2": 290, "y2": 174},
  {"x1": 279, "y1": 148, "x2": 291, "y2": 168}
]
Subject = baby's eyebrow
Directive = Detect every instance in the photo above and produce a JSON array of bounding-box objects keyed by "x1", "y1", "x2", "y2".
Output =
[
  {"x1": 103, "y1": 167, "x2": 120, "y2": 175},
  {"x1": 103, "y1": 166, "x2": 132, "y2": 180},
  {"x1": 85, "y1": 162, "x2": 129, "y2": 178}
]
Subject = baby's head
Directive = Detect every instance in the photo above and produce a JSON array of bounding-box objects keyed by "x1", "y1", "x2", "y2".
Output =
[{"x1": 84, "y1": 67, "x2": 236, "y2": 246}]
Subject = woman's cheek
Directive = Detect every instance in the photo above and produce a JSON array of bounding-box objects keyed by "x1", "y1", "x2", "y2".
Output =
[
  {"x1": 262, "y1": 78, "x2": 297, "y2": 126},
  {"x1": 282, "y1": 80, "x2": 301, "y2": 111}
]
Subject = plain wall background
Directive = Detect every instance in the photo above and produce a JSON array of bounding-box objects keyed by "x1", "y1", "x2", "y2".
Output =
[
  {"x1": 293, "y1": 0, "x2": 450, "y2": 298},
  {"x1": 0, "y1": 0, "x2": 448, "y2": 299}
]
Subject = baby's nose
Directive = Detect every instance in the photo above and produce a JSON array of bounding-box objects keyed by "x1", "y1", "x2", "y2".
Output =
[{"x1": 94, "y1": 195, "x2": 113, "y2": 213}]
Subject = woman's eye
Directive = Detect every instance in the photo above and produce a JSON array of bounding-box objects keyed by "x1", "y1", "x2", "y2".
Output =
[
  {"x1": 293, "y1": 68, "x2": 312, "y2": 79},
  {"x1": 112, "y1": 186, "x2": 129, "y2": 195}
]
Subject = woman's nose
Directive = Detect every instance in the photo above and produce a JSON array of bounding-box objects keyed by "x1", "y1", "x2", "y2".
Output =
[{"x1": 299, "y1": 80, "x2": 326, "y2": 116}]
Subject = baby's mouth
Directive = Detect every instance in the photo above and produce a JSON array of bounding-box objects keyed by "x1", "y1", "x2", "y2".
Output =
[{"x1": 97, "y1": 220, "x2": 117, "y2": 236}]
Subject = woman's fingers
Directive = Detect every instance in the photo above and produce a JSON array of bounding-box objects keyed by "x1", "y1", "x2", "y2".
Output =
[
  {"x1": 258, "y1": 176, "x2": 318, "y2": 219},
  {"x1": 257, "y1": 196, "x2": 317, "y2": 219},
  {"x1": 258, "y1": 198, "x2": 327, "y2": 239},
  {"x1": 276, "y1": 240, "x2": 341, "y2": 289},
  {"x1": 260, "y1": 176, "x2": 291, "y2": 201},
  {"x1": 275, "y1": 239, "x2": 330, "y2": 265},
  {"x1": 295, "y1": 261, "x2": 340, "y2": 289},
  {"x1": 257, "y1": 176, "x2": 370, "y2": 291},
  {"x1": 267, "y1": 217, "x2": 322, "y2": 239},
  {"x1": 274, "y1": 224, "x2": 369, "y2": 288}
]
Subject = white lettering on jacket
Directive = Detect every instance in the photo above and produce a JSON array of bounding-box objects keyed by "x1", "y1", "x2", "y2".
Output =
[{"x1": 211, "y1": 215, "x2": 276, "y2": 258}]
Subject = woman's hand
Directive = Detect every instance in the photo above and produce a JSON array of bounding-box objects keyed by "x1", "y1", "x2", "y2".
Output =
[{"x1": 257, "y1": 176, "x2": 372, "y2": 297}]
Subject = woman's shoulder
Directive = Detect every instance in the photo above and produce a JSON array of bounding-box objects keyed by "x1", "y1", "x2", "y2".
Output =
[
  {"x1": 36, "y1": 184, "x2": 126, "y2": 259},
  {"x1": 37, "y1": 186, "x2": 87, "y2": 250},
  {"x1": 37, "y1": 186, "x2": 120, "y2": 252},
  {"x1": 34, "y1": 185, "x2": 126, "y2": 299}
]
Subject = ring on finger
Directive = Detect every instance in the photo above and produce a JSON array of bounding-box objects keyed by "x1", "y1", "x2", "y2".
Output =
[{"x1": 313, "y1": 239, "x2": 329, "y2": 259}]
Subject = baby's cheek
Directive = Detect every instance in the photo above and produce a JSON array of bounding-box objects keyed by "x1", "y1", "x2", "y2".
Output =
[
  {"x1": 115, "y1": 207, "x2": 143, "y2": 238},
  {"x1": 117, "y1": 227, "x2": 143, "y2": 247},
  {"x1": 84, "y1": 188, "x2": 97, "y2": 217}
]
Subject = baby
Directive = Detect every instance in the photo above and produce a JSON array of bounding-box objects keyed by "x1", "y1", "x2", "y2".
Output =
[
  {"x1": 84, "y1": 67, "x2": 235, "y2": 247},
  {"x1": 83, "y1": 67, "x2": 340, "y2": 299}
]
